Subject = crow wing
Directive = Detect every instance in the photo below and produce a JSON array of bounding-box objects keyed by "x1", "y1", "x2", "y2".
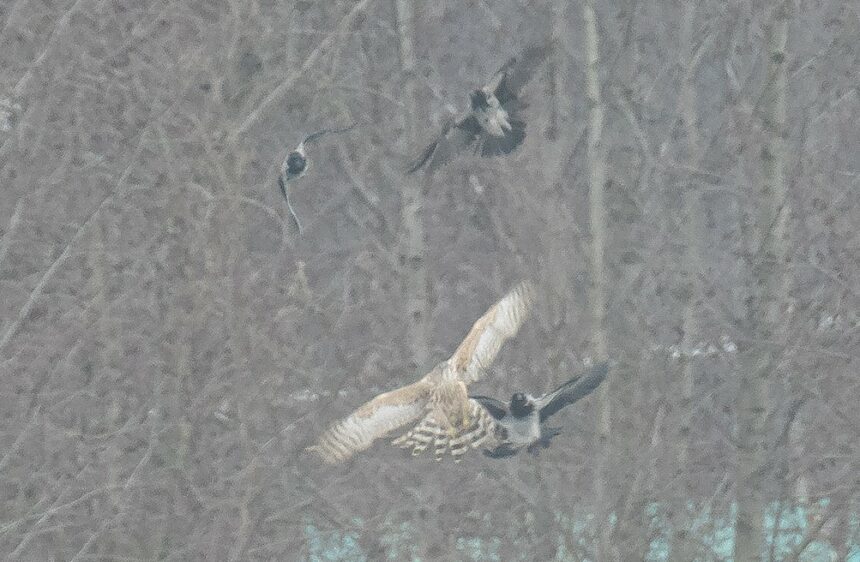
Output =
[
  {"x1": 470, "y1": 395, "x2": 509, "y2": 420},
  {"x1": 301, "y1": 123, "x2": 357, "y2": 146},
  {"x1": 492, "y1": 41, "x2": 554, "y2": 105},
  {"x1": 406, "y1": 114, "x2": 482, "y2": 173},
  {"x1": 407, "y1": 42, "x2": 552, "y2": 173},
  {"x1": 537, "y1": 362, "x2": 609, "y2": 423}
]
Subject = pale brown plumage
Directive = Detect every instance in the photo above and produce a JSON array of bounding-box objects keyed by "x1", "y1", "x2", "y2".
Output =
[{"x1": 307, "y1": 281, "x2": 535, "y2": 464}]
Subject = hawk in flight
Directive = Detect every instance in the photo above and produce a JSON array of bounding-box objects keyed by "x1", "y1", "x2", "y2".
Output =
[
  {"x1": 277, "y1": 123, "x2": 356, "y2": 234},
  {"x1": 308, "y1": 281, "x2": 535, "y2": 464},
  {"x1": 471, "y1": 362, "x2": 608, "y2": 458},
  {"x1": 407, "y1": 42, "x2": 553, "y2": 174}
]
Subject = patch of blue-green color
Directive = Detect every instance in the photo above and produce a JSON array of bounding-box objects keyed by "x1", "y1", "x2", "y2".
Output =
[
  {"x1": 304, "y1": 520, "x2": 366, "y2": 562},
  {"x1": 645, "y1": 502, "x2": 671, "y2": 562},
  {"x1": 456, "y1": 536, "x2": 501, "y2": 561},
  {"x1": 303, "y1": 500, "x2": 860, "y2": 561},
  {"x1": 379, "y1": 519, "x2": 420, "y2": 561}
]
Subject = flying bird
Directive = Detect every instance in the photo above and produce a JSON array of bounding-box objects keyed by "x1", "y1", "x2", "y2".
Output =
[
  {"x1": 277, "y1": 123, "x2": 356, "y2": 234},
  {"x1": 407, "y1": 42, "x2": 553, "y2": 174},
  {"x1": 307, "y1": 281, "x2": 535, "y2": 464},
  {"x1": 471, "y1": 362, "x2": 608, "y2": 458}
]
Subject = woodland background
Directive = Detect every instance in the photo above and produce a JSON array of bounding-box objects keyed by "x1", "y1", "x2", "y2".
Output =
[{"x1": 0, "y1": 0, "x2": 857, "y2": 560}]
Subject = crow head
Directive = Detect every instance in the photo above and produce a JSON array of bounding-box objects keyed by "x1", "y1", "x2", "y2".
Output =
[
  {"x1": 509, "y1": 392, "x2": 534, "y2": 418},
  {"x1": 286, "y1": 151, "x2": 306, "y2": 174}
]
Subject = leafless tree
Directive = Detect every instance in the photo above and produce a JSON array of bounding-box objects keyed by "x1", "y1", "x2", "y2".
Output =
[{"x1": 0, "y1": 0, "x2": 857, "y2": 560}]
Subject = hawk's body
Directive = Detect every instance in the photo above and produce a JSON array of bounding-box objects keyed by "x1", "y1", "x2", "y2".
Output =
[{"x1": 308, "y1": 281, "x2": 535, "y2": 463}]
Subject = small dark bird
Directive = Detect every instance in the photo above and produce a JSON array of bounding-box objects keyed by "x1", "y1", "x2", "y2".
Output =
[
  {"x1": 471, "y1": 362, "x2": 608, "y2": 458},
  {"x1": 277, "y1": 123, "x2": 356, "y2": 234},
  {"x1": 407, "y1": 42, "x2": 553, "y2": 174}
]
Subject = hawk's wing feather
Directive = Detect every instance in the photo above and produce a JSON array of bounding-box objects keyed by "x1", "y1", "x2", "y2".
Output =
[
  {"x1": 309, "y1": 281, "x2": 534, "y2": 464},
  {"x1": 537, "y1": 362, "x2": 609, "y2": 423},
  {"x1": 450, "y1": 280, "x2": 535, "y2": 383},
  {"x1": 308, "y1": 379, "x2": 433, "y2": 464}
]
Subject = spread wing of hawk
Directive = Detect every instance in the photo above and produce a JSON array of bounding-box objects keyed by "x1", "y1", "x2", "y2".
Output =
[{"x1": 307, "y1": 281, "x2": 535, "y2": 464}]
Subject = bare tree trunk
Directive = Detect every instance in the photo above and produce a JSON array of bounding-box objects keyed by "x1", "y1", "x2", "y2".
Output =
[
  {"x1": 582, "y1": 2, "x2": 612, "y2": 559},
  {"x1": 87, "y1": 215, "x2": 121, "y2": 558},
  {"x1": 549, "y1": 0, "x2": 570, "y2": 146},
  {"x1": 394, "y1": 0, "x2": 428, "y2": 370},
  {"x1": 678, "y1": 0, "x2": 702, "y2": 484},
  {"x1": 734, "y1": 3, "x2": 792, "y2": 561}
]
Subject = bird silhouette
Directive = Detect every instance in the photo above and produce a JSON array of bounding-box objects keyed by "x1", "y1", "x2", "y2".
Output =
[
  {"x1": 308, "y1": 282, "x2": 535, "y2": 464},
  {"x1": 407, "y1": 42, "x2": 553, "y2": 174},
  {"x1": 471, "y1": 362, "x2": 608, "y2": 458},
  {"x1": 277, "y1": 123, "x2": 356, "y2": 234}
]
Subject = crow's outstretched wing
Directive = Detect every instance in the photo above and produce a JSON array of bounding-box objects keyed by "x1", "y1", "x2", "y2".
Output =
[
  {"x1": 408, "y1": 42, "x2": 551, "y2": 173},
  {"x1": 406, "y1": 114, "x2": 482, "y2": 173},
  {"x1": 470, "y1": 395, "x2": 509, "y2": 420},
  {"x1": 537, "y1": 362, "x2": 609, "y2": 423},
  {"x1": 492, "y1": 41, "x2": 554, "y2": 105},
  {"x1": 301, "y1": 123, "x2": 357, "y2": 146}
]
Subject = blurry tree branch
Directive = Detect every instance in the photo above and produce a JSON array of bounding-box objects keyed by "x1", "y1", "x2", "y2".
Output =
[
  {"x1": 233, "y1": 0, "x2": 376, "y2": 139},
  {"x1": 11, "y1": 0, "x2": 91, "y2": 97},
  {"x1": 0, "y1": 56, "x2": 203, "y2": 356}
]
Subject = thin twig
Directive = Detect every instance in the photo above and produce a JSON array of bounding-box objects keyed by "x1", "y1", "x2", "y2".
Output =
[
  {"x1": 232, "y1": 0, "x2": 376, "y2": 138},
  {"x1": 13, "y1": 0, "x2": 92, "y2": 96}
]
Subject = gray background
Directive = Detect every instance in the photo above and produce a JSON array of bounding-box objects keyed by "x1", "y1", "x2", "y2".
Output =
[{"x1": 0, "y1": 0, "x2": 857, "y2": 560}]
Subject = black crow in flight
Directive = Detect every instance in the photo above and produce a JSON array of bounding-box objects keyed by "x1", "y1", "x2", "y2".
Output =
[
  {"x1": 407, "y1": 42, "x2": 553, "y2": 174},
  {"x1": 277, "y1": 123, "x2": 356, "y2": 234},
  {"x1": 471, "y1": 362, "x2": 608, "y2": 458}
]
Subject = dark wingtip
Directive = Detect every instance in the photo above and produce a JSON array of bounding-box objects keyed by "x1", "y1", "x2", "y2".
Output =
[
  {"x1": 482, "y1": 445, "x2": 518, "y2": 459},
  {"x1": 405, "y1": 159, "x2": 424, "y2": 175},
  {"x1": 469, "y1": 395, "x2": 508, "y2": 420},
  {"x1": 405, "y1": 141, "x2": 438, "y2": 174},
  {"x1": 277, "y1": 175, "x2": 288, "y2": 201},
  {"x1": 592, "y1": 361, "x2": 610, "y2": 375},
  {"x1": 579, "y1": 362, "x2": 610, "y2": 389}
]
